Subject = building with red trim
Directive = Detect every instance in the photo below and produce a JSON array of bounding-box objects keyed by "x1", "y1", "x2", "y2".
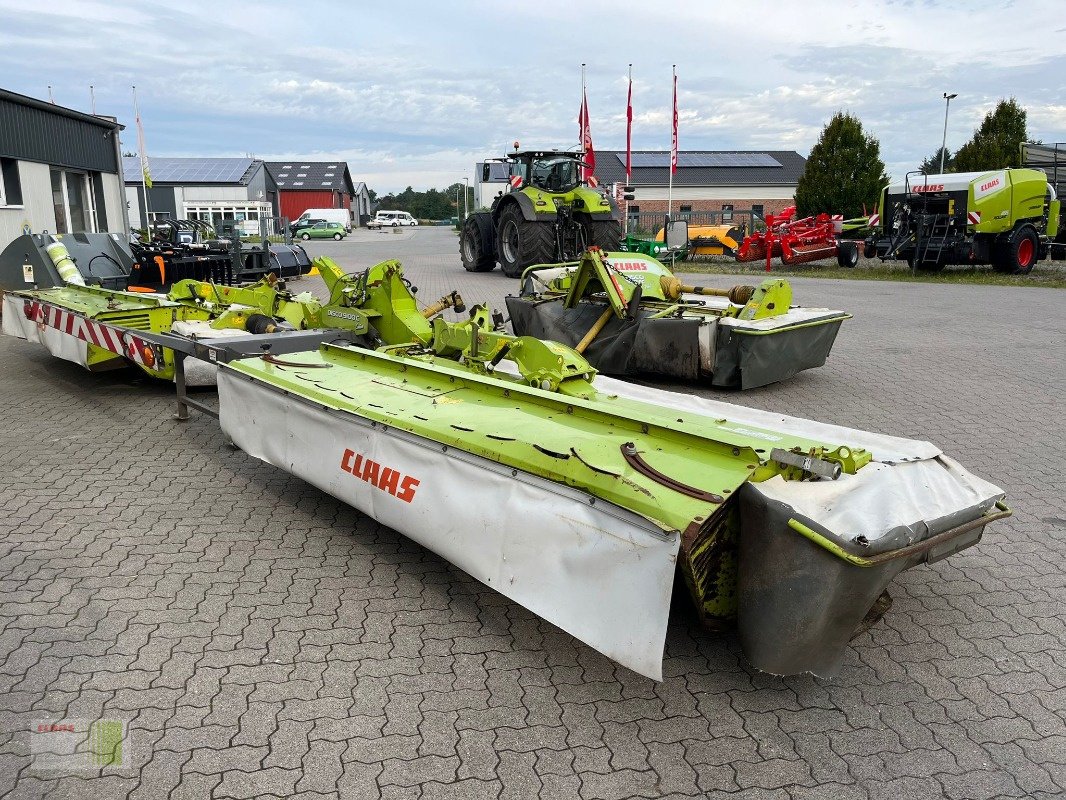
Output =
[{"x1": 264, "y1": 161, "x2": 371, "y2": 227}]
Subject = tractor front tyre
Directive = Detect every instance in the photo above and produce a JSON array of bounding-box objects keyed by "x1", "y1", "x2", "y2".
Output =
[
  {"x1": 496, "y1": 204, "x2": 555, "y2": 278},
  {"x1": 1006, "y1": 226, "x2": 1039, "y2": 275},
  {"x1": 460, "y1": 212, "x2": 497, "y2": 272},
  {"x1": 836, "y1": 241, "x2": 859, "y2": 268},
  {"x1": 584, "y1": 220, "x2": 622, "y2": 253}
]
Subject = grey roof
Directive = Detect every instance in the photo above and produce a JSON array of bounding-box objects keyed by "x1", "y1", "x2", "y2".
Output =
[
  {"x1": 593, "y1": 150, "x2": 806, "y2": 186},
  {"x1": 0, "y1": 87, "x2": 123, "y2": 132},
  {"x1": 122, "y1": 156, "x2": 259, "y2": 185},
  {"x1": 264, "y1": 161, "x2": 355, "y2": 194},
  {"x1": 353, "y1": 181, "x2": 367, "y2": 195}
]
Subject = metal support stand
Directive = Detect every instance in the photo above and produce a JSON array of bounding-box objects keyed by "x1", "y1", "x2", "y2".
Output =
[{"x1": 171, "y1": 352, "x2": 219, "y2": 421}]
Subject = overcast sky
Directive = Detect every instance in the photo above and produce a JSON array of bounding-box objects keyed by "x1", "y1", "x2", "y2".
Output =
[{"x1": 1, "y1": 1, "x2": 1062, "y2": 194}]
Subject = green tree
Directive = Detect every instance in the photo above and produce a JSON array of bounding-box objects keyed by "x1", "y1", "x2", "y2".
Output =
[
  {"x1": 795, "y1": 111, "x2": 888, "y2": 218},
  {"x1": 374, "y1": 184, "x2": 470, "y2": 220},
  {"x1": 952, "y1": 98, "x2": 1029, "y2": 173},
  {"x1": 919, "y1": 146, "x2": 953, "y2": 174}
]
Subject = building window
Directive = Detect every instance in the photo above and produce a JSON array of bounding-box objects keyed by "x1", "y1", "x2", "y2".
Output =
[
  {"x1": 679, "y1": 205, "x2": 692, "y2": 213},
  {"x1": 1, "y1": 158, "x2": 24, "y2": 206},
  {"x1": 722, "y1": 204, "x2": 734, "y2": 222},
  {"x1": 50, "y1": 169, "x2": 96, "y2": 234},
  {"x1": 751, "y1": 204, "x2": 764, "y2": 221}
]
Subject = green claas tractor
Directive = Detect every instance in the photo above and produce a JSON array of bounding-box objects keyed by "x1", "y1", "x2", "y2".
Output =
[{"x1": 460, "y1": 149, "x2": 622, "y2": 277}]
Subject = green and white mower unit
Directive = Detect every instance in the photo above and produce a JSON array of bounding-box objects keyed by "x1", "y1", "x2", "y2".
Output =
[
  {"x1": 865, "y1": 168, "x2": 1060, "y2": 274},
  {"x1": 215, "y1": 303, "x2": 1009, "y2": 679},
  {"x1": 460, "y1": 149, "x2": 622, "y2": 277},
  {"x1": 3, "y1": 250, "x2": 1011, "y2": 680},
  {"x1": 507, "y1": 249, "x2": 850, "y2": 388},
  {"x1": 1, "y1": 258, "x2": 463, "y2": 383}
]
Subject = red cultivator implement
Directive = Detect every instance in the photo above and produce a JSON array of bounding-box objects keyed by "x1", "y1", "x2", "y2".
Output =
[{"x1": 736, "y1": 206, "x2": 858, "y2": 270}]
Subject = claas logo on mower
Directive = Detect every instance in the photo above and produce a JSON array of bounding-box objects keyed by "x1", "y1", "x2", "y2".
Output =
[
  {"x1": 341, "y1": 449, "x2": 420, "y2": 503},
  {"x1": 611, "y1": 261, "x2": 649, "y2": 271}
]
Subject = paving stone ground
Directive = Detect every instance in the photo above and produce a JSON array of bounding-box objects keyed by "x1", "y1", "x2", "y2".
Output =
[{"x1": 0, "y1": 226, "x2": 1063, "y2": 799}]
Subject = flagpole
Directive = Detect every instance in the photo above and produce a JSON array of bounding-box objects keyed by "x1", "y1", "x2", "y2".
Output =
[
  {"x1": 668, "y1": 65, "x2": 676, "y2": 223},
  {"x1": 625, "y1": 64, "x2": 632, "y2": 236},
  {"x1": 133, "y1": 86, "x2": 150, "y2": 233},
  {"x1": 580, "y1": 63, "x2": 586, "y2": 182}
]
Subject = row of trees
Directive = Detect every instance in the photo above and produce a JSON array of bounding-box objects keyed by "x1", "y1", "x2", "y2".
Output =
[
  {"x1": 375, "y1": 183, "x2": 474, "y2": 221},
  {"x1": 795, "y1": 98, "x2": 1036, "y2": 218}
]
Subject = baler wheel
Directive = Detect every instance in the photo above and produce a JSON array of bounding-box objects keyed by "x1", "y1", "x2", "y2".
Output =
[
  {"x1": 836, "y1": 241, "x2": 859, "y2": 268},
  {"x1": 1006, "y1": 226, "x2": 1039, "y2": 275}
]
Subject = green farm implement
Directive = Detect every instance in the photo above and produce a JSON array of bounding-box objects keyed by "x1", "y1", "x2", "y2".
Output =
[
  {"x1": 866, "y1": 168, "x2": 1060, "y2": 274},
  {"x1": 2, "y1": 253, "x2": 1009, "y2": 680},
  {"x1": 215, "y1": 307, "x2": 1008, "y2": 679},
  {"x1": 507, "y1": 249, "x2": 849, "y2": 388},
  {"x1": 1, "y1": 257, "x2": 462, "y2": 382}
]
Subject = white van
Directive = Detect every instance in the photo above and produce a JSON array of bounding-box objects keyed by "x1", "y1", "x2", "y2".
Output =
[
  {"x1": 291, "y1": 208, "x2": 352, "y2": 232},
  {"x1": 369, "y1": 211, "x2": 418, "y2": 228}
]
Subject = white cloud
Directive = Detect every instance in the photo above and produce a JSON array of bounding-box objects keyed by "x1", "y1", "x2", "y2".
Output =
[{"x1": 0, "y1": 0, "x2": 1060, "y2": 192}]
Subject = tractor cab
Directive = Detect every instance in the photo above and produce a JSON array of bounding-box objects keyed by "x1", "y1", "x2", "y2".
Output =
[{"x1": 502, "y1": 151, "x2": 585, "y2": 193}]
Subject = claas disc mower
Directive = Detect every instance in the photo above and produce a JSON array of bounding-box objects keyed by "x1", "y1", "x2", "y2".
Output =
[
  {"x1": 3, "y1": 249, "x2": 1012, "y2": 681},
  {"x1": 460, "y1": 149, "x2": 622, "y2": 277},
  {"x1": 506, "y1": 249, "x2": 850, "y2": 388}
]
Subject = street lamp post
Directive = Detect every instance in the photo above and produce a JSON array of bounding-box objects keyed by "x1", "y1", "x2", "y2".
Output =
[
  {"x1": 940, "y1": 92, "x2": 957, "y2": 174},
  {"x1": 462, "y1": 177, "x2": 470, "y2": 221}
]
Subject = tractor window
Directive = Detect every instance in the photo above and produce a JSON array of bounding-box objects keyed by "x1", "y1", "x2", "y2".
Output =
[
  {"x1": 509, "y1": 161, "x2": 529, "y2": 185},
  {"x1": 530, "y1": 158, "x2": 579, "y2": 192}
]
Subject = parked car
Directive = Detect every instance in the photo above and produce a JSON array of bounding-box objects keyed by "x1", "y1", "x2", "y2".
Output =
[
  {"x1": 291, "y1": 208, "x2": 352, "y2": 232},
  {"x1": 295, "y1": 221, "x2": 347, "y2": 240},
  {"x1": 291, "y1": 218, "x2": 326, "y2": 236},
  {"x1": 369, "y1": 211, "x2": 419, "y2": 228}
]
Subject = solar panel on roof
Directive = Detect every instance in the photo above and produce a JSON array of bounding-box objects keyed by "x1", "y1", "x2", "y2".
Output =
[{"x1": 618, "y1": 152, "x2": 781, "y2": 168}]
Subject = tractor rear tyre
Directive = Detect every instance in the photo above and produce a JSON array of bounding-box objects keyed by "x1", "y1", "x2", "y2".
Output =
[
  {"x1": 584, "y1": 220, "x2": 622, "y2": 252},
  {"x1": 836, "y1": 241, "x2": 859, "y2": 268},
  {"x1": 1005, "y1": 226, "x2": 1039, "y2": 275},
  {"x1": 496, "y1": 203, "x2": 555, "y2": 278},
  {"x1": 460, "y1": 212, "x2": 497, "y2": 272}
]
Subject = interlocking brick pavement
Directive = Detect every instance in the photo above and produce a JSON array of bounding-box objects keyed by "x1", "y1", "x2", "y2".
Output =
[{"x1": 0, "y1": 227, "x2": 1063, "y2": 798}]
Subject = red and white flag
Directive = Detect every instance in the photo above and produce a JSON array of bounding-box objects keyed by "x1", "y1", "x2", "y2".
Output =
[
  {"x1": 625, "y1": 69, "x2": 633, "y2": 183},
  {"x1": 579, "y1": 90, "x2": 596, "y2": 183},
  {"x1": 670, "y1": 71, "x2": 678, "y2": 175}
]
